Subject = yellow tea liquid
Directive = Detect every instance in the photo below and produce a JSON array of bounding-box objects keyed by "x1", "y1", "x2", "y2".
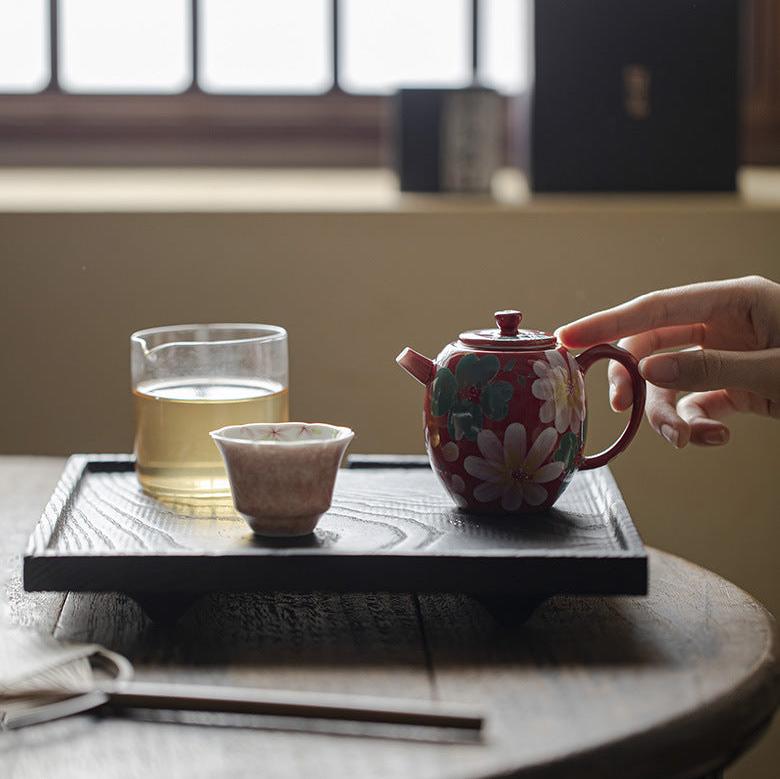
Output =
[{"x1": 133, "y1": 379, "x2": 289, "y2": 501}]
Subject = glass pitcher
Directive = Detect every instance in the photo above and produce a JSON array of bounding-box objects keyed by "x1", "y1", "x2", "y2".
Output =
[{"x1": 130, "y1": 324, "x2": 288, "y2": 501}]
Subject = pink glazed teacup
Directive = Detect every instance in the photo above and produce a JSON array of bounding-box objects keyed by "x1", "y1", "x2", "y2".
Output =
[{"x1": 211, "y1": 422, "x2": 354, "y2": 537}]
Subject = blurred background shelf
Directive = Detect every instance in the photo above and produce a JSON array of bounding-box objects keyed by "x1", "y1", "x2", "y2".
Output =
[{"x1": 0, "y1": 166, "x2": 778, "y2": 212}]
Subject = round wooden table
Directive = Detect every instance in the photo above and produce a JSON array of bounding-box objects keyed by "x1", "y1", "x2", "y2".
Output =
[{"x1": 2, "y1": 457, "x2": 778, "y2": 779}]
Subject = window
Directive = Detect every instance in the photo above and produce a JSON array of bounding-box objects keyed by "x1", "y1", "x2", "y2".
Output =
[
  {"x1": 0, "y1": 1, "x2": 49, "y2": 92},
  {"x1": 199, "y1": 1, "x2": 332, "y2": 94},
  {"x1": 4, "y1": 3, "x2": 774, "y2": 166},
  {"x1": 340, "y1": 0, "x2": 472, "y2": 94},
  {"x1": 0, "y1": 1, "x2": 526, "y2": 166},
  {"x1": 59, "y1": 0, "x2": 192, "y2": 94}
]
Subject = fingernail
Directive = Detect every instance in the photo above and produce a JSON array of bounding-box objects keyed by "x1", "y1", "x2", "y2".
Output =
[
  {"x1": 640, "y1": 355, "x2": 679, "y2": 383},
  {"x1": 702, "y1": 429, "x2": 728, "y2": 445},
  {"x1": 660, "y1": 424, "x2": 679, "y2": 448},
  {"x1": 609, "y1": 383, "x2": 618, "y2": 407}
]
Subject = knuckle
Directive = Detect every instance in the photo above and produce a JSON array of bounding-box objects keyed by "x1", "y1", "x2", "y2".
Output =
[
  {"x1": 644, "y1": 404, "x2": 664, "y2": 429},
  {"x1": 658, "y1": 295, "x2": 674, "y2": 328},
  {"x1": 744, "y1": 274, "x2": 769, "y2": 289},
  {"x1": 645, "y1": 387, "x2": 671, "y2": 414},
  {"x1": 646, "y1": 385, "x2": 674, "y2": 414},
  {"x1": 737, "y1": 274, "x2": 772, "y2": 302},
  {"x1": 633, "y1": 290, "x2": 670, "y2": 330},
  {"x1": 692, "y1": 322, "x2": 706, "y2": 345},
  {"x1": 613, "y1": 308, "x2": 628, "y2": 341},
  {"x1": 617, "y1": 334, "x2": 647, "y2": 358},
  {"x1": 640, "y1": 288, "x2": 663, "y2": 312},
  {"x1": 675, "y1": 393, "x2": 695, "y2": 415},
  {"x1": 645, "y1": 405, "x2": 665, "y2": 426},
  {"x1": 695, "y1": 349, "x2": 724, "y2": 385}
]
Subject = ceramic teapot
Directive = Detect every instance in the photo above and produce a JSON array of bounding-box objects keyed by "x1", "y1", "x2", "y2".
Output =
[{"x1": 397, "y1": 310, "x2": 646, "y2": 513}]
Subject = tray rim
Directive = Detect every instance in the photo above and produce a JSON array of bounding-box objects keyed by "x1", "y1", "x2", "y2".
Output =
[{"x1": 23, "y1": 454, "x2": 647, "y2": 596}]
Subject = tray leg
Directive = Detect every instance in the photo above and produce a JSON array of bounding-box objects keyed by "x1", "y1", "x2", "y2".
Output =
[
  {"x1": 473, "y1": 594, "x2": 547, "y2": 626},
  {"x1": 128, "y1": 592, "x2": 204, "y2": 623}
]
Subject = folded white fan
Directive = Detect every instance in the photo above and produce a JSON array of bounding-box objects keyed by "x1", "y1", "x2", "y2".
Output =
[{"x1": 0, "y1": 624, "x2": 132, "y2": 727}]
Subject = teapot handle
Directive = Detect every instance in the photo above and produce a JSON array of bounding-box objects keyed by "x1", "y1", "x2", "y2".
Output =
[{"x1": 575, "y1": 344, "x2": 646, "y2": 471}]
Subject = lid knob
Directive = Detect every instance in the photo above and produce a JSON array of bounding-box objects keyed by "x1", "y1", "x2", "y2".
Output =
[{"x1": 495, "y1": 310, "x2": 522, "y2": 337}]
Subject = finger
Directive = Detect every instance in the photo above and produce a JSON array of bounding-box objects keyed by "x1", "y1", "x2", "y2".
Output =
[
  {"x1": 556, "y1": 278, "x2": 750, "y2": 348},
  {"x1": 609, "y1": 325, "x2": 705, "y2": 411},
  {"x1": 639, "y1": 347, "x2": 780, "y2": 399},
  {"x1": 609, "y1": 360, "x2": 637, "y2": 413},
  {"x1": 645, "y1": 384, "x2": 691, "y2": 448},
  {"x1": 680, "y1": 387, "x2": 779, "y2": 421},
  {"x1": 676, "y1": 391, "x2": 734, "y2": 446}
]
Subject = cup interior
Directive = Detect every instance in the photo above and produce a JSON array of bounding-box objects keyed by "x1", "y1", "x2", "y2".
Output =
[{"x1": 210, "y1": 422, "x2": 353, "y2": 446}]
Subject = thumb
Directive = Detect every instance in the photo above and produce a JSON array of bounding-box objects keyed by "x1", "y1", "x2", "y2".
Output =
[{"x1": 639, "y1": 347, "x2": 780, "y2": 400}]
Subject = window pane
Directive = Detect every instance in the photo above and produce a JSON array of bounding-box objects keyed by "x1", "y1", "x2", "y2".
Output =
[
  {"x1": 341, "y1": 0, "x2": 470, "y2": 95},
  {"x1": 59, "y1": 0, "x2": 190, "y2": 93},
  {"x1": 0, "y1": 1, "x2": 48, "y2": 92},
  {"x1": 479, "y1": 0, "x2": 529, "y2": 94},
  {"x1": 200, "y1": 0, "x2": 331, "y2": 94}
]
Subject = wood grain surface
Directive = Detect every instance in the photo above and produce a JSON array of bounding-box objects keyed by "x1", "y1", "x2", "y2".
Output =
[
  {"x1": 2, "y1": 456, "x2": 778, "y2": 779},
  {"x1": 23, "y1": 455, "x2": 646, "y2": 598}
]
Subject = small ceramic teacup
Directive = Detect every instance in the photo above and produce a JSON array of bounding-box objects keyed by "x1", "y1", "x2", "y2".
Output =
[{"x1": 210, "y1": 422, "x2": 354, "y2": 537}]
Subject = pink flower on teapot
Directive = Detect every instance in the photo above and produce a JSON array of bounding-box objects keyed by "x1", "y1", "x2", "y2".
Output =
[{"x1": 397, "y1": 310, "x2": 646, "y2": 514}]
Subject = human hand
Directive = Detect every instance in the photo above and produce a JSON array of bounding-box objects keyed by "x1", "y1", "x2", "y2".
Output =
[{"x1": 556, "y1": 276, "x2": 780, "y2": 448}]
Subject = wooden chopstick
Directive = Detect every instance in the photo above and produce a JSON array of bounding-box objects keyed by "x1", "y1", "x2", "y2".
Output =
[
  {"x1": 101, "y1": 682, "x2": 484, "y2": 730},
  {"x1": 3, "y1": 681, "x2": 484, "y2": 733}
]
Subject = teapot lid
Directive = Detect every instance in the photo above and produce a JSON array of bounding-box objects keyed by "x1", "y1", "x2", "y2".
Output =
[{"x1": 458, "y1": 310, "x2": 557, "y2": 351}]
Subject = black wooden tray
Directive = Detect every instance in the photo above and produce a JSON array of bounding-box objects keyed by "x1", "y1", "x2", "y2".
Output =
[{"x1": 24, "y1": 454, "x2": 646, "y2": 621}]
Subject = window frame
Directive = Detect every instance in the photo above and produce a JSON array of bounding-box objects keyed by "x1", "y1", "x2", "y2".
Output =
[
  {"x1": 0, "y1": 1, "x2": 775, "y2": 167},
  {"x1": 0, "y1": 0, "x2": 490, "y2": 167},
  {"x1": 0, "y1": 91, "x2": 389, "y2": 166}
]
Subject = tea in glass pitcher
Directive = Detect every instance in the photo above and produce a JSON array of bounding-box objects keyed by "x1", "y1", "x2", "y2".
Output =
[{"x1": 131, "y1": 324, "x2": 288, "y2": 501}]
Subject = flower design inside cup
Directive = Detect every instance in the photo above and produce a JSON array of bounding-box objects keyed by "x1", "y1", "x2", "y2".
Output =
[{"x1": 210, "y1": 422, "x2": 354, "y2": 537}]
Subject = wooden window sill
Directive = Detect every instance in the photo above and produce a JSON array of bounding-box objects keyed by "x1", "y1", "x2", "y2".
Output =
[{"x1": 0, "y1": 167, "x2": 777, "y2": 213}]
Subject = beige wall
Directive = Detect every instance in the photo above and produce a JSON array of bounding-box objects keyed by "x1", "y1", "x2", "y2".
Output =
[{"x1": 2, "y1": 203, "x2": 779, "y2": 776}]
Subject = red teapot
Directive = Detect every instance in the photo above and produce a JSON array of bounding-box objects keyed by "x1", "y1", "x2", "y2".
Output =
[{"x1": 397, "y1": 310, "x2": 646, "y2": 513}]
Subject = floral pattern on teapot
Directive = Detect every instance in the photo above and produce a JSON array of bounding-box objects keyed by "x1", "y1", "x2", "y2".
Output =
[
  {"x1": 430, "y1": 353, "x2": 515, "y2": 442},
  {"x1": 531, "y1": 350, "x2": 586, "y2": 434},
  {"x1": 425, "y1": 347, "x2": 586, "y2": 512}
]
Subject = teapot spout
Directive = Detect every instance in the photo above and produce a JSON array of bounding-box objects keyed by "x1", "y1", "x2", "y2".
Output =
[{"x1": 396, "y1": 348, "x2": 435, "y2": 386}]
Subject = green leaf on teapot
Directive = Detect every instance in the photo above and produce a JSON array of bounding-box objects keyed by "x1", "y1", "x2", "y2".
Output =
[
  {"x1": 431, "y1": 368, "x2": 457, "y2": 417},
  {"x1": 448, "y1": 402, "x2": 483, "y2": 441},
  {"x1": 455, "y1": 354, "x2": 500, "y2": 389},
  {"x1": 555, "y1": 431, "x2": 580, "y2": 470},
  {"x1": 480, "y1": 380, "x2": 514, "y2": 421},
  {"x1": 503, "y1": 359, "x2": 516, "y2": 372}
]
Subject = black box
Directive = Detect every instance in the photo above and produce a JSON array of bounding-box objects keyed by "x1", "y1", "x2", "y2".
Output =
[
  {"x1": 531, "y1": 0, "x2": 739, "y2": 192},
  {"x1": 395, "y1": 88, "x2": 502, "y2": 193}
]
